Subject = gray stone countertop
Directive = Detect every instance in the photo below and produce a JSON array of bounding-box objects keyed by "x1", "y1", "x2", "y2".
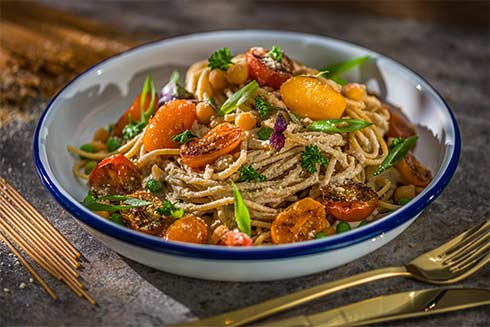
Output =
[{"x1": 1, "y1": 1, "x2": 489, "y2": 326}]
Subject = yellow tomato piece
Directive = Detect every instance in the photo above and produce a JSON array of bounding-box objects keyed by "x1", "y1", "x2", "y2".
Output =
[{"x1": 280, "y1": 75, "x2": 347, "y2": 120}]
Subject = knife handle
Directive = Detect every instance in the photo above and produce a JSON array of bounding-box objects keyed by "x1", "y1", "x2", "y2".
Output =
[{"x1": 174, "y1": 266, "x2": 410, "y2": 327}]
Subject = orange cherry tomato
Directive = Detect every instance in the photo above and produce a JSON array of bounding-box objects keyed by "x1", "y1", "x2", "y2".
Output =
[
  {"x1": 271, "y1": 198, "x2": 327, "y2": 244},
  {"x1": 321, "y1": 183, "x2": 378, "y2": 222},
  {"x1": 386, "y1": 104, "x2": 416, "y2": 139},
  {"x1": 113, "y1": 93, "x2": 152, "y2": 137},
  {"x1": 219, "y1": 230, "x2": 253, "y2": 247},
  {"x1": 143, "y1": 100, "x2": 197, "y2": 151},
  {"x1": 246, "y1": 47, "x2": 294, "y2": 89},
  {"x1": 88, "y1": 154, "x2": 141, "y2": 196},
  {"x1": 180, "y1": 122, "x2": 242, "y2": 168},
  {"x1": 396, "y1": 152, "x2": 432, "y2": 187},
  {"x1": 163, "y1": 215, "x2": 208, "y2": 244},
  {"x1": 120, "y1": 191, "x2": 164, "y2": 236}
]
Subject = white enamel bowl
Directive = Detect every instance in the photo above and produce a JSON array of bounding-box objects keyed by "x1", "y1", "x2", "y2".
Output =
[{"x1": 34, "y1": 31, "x2": 460, "y2": 281}]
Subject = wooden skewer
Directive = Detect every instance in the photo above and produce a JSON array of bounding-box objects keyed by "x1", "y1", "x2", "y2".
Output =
[
  {"x1": 0, "y1": 178, "x2": 95, "y2": 304},
  {"x1": 0, "y1": 231, "x2": 57, "y2": 300}
]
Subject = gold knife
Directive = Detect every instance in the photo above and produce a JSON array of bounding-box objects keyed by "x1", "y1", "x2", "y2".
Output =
[{"x1": 252, "y1": 288, "x2": 489, "y2": 327}]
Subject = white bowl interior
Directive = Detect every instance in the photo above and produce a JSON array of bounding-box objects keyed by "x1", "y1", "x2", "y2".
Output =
[{"x1": 37, "y1": 31, "x2": 456, "y2": 241}]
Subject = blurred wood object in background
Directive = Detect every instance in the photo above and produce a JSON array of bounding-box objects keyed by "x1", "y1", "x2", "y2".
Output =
[{"x1": 0, "y1": 1, "x2": 148, "y2": 127}]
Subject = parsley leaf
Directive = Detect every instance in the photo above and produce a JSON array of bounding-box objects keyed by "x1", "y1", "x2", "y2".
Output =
[
  {"x1": 122, "y1": 118, "x2": 145, "y2": 141},
  {"x1": 208, "y1": 48, "x2": 233, "y2": 71},
  {"x1": 300, "y1": 145, "x2": 330, "y2": 173},
  {"x1": 171, "y1": 130, "x2": 197, "y2": 144},
  {"x1": 157, "y1": 200, "x2": 184, "y2": 218},
  {"x1": 239, "y1": 165, "x2": 266, "y2": 182},
  {"x1": 255, "y1": 96, "x2": 275, "y2": 118},
  {"x1": 267, "y1": 45, "x2": 283, "y2": 63},
  {"x1": 257, "y1": 127, "x2": 274, "y2": 140}
]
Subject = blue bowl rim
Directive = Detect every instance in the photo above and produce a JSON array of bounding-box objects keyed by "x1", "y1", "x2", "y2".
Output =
[{"x1": 33, "y1": 30, "x2": 461, "y2": 261}]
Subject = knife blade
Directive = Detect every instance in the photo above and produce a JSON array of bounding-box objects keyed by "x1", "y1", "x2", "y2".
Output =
[{"x1": 255, "y1": 288, "x2": 490, "y2": 327}]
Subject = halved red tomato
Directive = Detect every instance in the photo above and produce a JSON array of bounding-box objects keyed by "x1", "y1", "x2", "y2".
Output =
[
  {"x1": 180, "y1": 122, "x2": 242, "y2": 168},
  {"x1": 219, "y1": 230, "x2": 253, "y2": 247},
  {"x1": 120, "y1": 191, "x2": 164, "y2": 236},
  {"x1": 321, "y1": 182, "x2": 378, "y2": 222},
  {"x1": 246, "y1": 47, "x2": 294, "y2": 89},
  {"x1": 396, "y1": 152, "x2": 432, "y2": 187},
  {"x1": 88, "y1": 154, "x2": 141, "y2": 196}
]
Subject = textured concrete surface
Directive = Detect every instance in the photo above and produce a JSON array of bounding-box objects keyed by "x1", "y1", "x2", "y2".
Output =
[{"x1": 1, "y1": 1, "x2": 489, "y2": 326}]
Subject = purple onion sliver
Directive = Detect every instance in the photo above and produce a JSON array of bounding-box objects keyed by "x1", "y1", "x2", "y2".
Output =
[{"x1": 273, "y1": 113, "x2": 287, "y2": 133}]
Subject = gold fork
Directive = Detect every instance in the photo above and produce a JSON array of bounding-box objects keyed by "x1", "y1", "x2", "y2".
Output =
[{"x1": 177, "y1": 220, "x2": 489, "y2": 327}]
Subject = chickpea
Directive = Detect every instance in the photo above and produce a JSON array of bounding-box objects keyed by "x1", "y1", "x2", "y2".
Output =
[
  {"x1": 235, "y1": 112, "x2": 257, "y2": 131},
  {"x1": 209, "y1": 69, "x2": 227, "y2": 91},
  {"x1": 342, "y1": 83, "x2": 366, "y2": 101},
  {"x1": 394, "y1": 184, "x2": 416, "y2": 204},
  {"x1": 196, "y1": 102, "x2": 215, "y2": 124},
  {"x1": 92, "y1": 127, "x2": 109, "y2": 143},
  {"x1": 226, "y1": 62, "x2": 249, "y2": 85}
]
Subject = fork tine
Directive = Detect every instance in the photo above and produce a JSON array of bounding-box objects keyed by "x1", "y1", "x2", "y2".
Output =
[
  {"x1": 437, "y1": 220, "x2": 489, "y2": 258},
  {"x1": 443, "y1": 227, "x2": 489, "y2": 264},
  {"x1": 450, "y1": 243, "x2": 490, "y2": 272}
]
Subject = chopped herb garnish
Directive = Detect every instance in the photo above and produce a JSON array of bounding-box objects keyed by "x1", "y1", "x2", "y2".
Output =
[
  {"x1": 157, "y1": 200, "x2": 184, "y2": 218},
  {"x1": 231, "y1": 181, "x2": 251, "y2": 236},
  {"x1": 83, "y1": 161, "x2": 97, "y2": 175},
  {"x1": 319, "y1": 55, "x2": 371, "y2": 85},
  {"x1": 106, "y1": 136, "x2": 122, "y2": 152},
  {"x1": 399, "y1": 198, "x2": 410, "y2": 205},
  {"x1": 208, "y1": 47, "x2": 233, "y2": 71},
  {"x1": 239, "y1": 165, "x2": 266, "y2": 182},
  {"x1": 267, "y1": 45, "x2": 283, "y2": 63},
  {"x1": 122, "y1": 76, "x2": 156, "y2": 140},
  {"x1": 171, "y1": 130, "x2": 197, "y2": 144},
  {"x1": 80, "y1": 143, "x2": 95, "y2": 153},
  {"x1": 146, "y1": 179, "x2": 162, "y2": 193},
  {"x1": 315, "y1": 232, "x2": 327, "y2": 239},
  {"x1": 219, "y1": 80, "x2": 259, "y2": 115},
  {"x1": 255, "y1": 96, "x2": 275, "y2": 118},
  {"x1": 373, "y1": 135, "x2": 418, "y2": 176},
  {"x1": 257, "y1": 127, "x2": 274, "y2": 140},
  {"x1": 300, "y1": 145, "x2": 329, "y2": 174},
  {"x1": 336, "y1": 222, "x2": 351, "y2": 233},
  {"x1": 110, "y1": 213, "x2": 125, "y2": 225},
  {"x1": 308, "y1": 119, "x2": 372, "y2": 133},
  {"x1": 82, "y1": 191, "x2": 152, "y2": 212},
  {"x1": 269, "y1": 113, "x2": 287, "y2": 151}
]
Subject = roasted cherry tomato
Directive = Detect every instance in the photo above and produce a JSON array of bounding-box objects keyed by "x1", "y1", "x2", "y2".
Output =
[
  {"x1": 88, "y1": 154, "x2": 142, "y2": 196},
  {"x1": 246, "y1": 47, "x2": 294, "y2": 89},
  {"x1": 163, "y1": 215, "x2": 208, "y2": 244},
  {"x1": 113, "y1": 93, "x2": 152, "y2": 137},
  {"x1": 321, "y1": 182, "x2": 378, "y2": 222},
  {"x1": 120, "y1": 191, "x2": 164, "y2": 236},
  {"x1": 143, "y1": 99, "x2": 197, "y2": 151},
  {"x1": 395, "y1": 152, "x2": 432, "y2": 187},
  {"x1": 271, "y1": 198, "x2": 328, "y2": 244},
  {"x1": 386, "y1": 104, "x2": 416, "y2": 139},
  {"x1": 219, "y1": 230, "x2": 253, "y2": 247},
  {"x1": 180, "y1": 122, "x2": 242, "y2": 168}
]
